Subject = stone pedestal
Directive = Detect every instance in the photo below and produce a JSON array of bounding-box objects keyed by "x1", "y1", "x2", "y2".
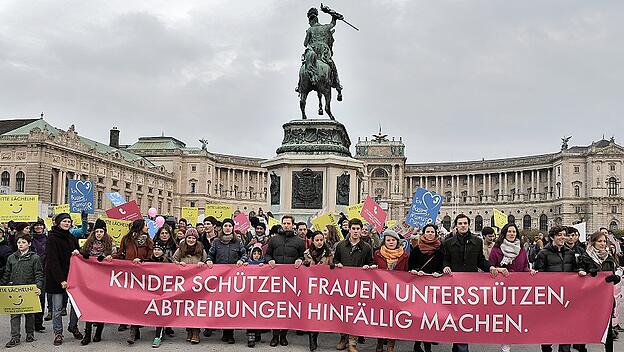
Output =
[{"x1": 261, "y1": 119, "x2": 364, "y2": 220}]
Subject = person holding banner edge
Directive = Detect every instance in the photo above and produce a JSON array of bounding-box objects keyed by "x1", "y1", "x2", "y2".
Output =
[{"x1": 579, "y1": 231, "x2": 621, "y2": 352}]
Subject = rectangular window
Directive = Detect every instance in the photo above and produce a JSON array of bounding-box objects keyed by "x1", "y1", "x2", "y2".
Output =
[
  {"x1": 611, "y1": 164, "x2": 616, "y2": 171},
  {"x1": 574, "y1": 166, "x2": 580, "y2": 173},
  {"x1": 159, "y1": 189, "x2": 163, "y2": 196},
  {"x1": 191, "y1": 165, "x2": 197, "y2": 172},
  {"x1": 137, "y1": 185, "x2": 142, "y2": 192},
  {"x1": 612, "y1": 205, "x2": 618, "y2": 214},
  {"x1": 98, "y1": 177, "x2": 104, "y2": 184},
  {"x1": 190, "y1": 201, "x2": 196, "y2": 207},
  {"x1": 112, "y1": 180, "x2": 118, "y2": 187},
  {"x1": 97, "y1": 191, "x2": 103, "y2": 209},
  {"x1": 126, "y1": 182, "x2": 131, "y2": 189},
  {"x1": 149, "y1": 187, "x2": 153, "y2": 194},
  {"x1": 191, "y1": 183, "x2": 196, "y2": 193}
]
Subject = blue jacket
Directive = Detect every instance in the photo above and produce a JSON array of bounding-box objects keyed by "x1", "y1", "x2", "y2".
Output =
[{"x1": 69, "y1": 219, "x2": 88, "y2": 238}]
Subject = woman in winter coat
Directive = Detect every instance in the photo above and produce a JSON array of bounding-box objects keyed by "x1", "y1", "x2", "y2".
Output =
[
  {"x1": 45, "y1": 213, "x2": 82, "y2": 346},
  {"x1": 302, "y1": 231, "x2": 333, "y2": 351},
  {"x1": 408, "y1": 224, "x2": 443, "y2": 352},
  {"x1": 322, "y1": 224, "x2": 342, "y2": 253},
  {"x1": 206, "y1": 218, "x2": 247, "y2": 344},
  {"x1": 154, "y1": 224, "x2": 177, "y2": 260},
  {"x1": 489, "y1": 223, "x2": 536, "y2": 352},
  {"x1": 373, "y1": 230, "x2": 408, "y2": 352},
  {"x1": 114, "y1": 219, "x2": 154, "y2": 344},
  {"x1": 579, "y1": 231, "x2": 621, "y2": 352},
  {"x1": 78, "y1": 219, "x2": 113, "y2": 345},
  {"x1": 172, "y1": 228, "x2": 207, "y2": 345}
]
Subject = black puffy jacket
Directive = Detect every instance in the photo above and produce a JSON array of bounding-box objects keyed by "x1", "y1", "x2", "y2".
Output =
[
  {"x1": 265, "y1": 231, "x2": 305, "y2": 264},
  {"x1": 534, "y1": 243, "x2": 579, "y2": 272}
]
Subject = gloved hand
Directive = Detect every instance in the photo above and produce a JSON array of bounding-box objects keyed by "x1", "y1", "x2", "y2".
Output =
[
  {"x1": 81, "y1": 252, "x2": 90, "y2": 260},
  {"x1": 329, "y1": 263, "x2": 336, "y2": 270},
  {"x1": 606, "y1": 274, "x2": 621, "y2": 285},
  {"x1": 81, "y1": 211, "x2": 88, "y2": 220},
  {"x1": 303, "y1": 261, "x2": 311, "y2": 267},
  {"x1": 97, "y1": 255, "x2": 105, "y2": 262},
  {"x1": 590, "y1": 270, "x2": 598, "y2": 277}
]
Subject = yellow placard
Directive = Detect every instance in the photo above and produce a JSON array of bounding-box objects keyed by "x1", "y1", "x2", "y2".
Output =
[
  {"x1": 79, "y1": 239, "x2": 87, "y2": 248},
  {"x1": 204, "y1": 204, "x2": 234, "y2": 221},
  {"x1": 53, "y1": 204, "x2": 82, "y2": 224},
  {"x1": 0, "y1": 285, "x2": 42, "y2": 315},
  {"x1": 0, "y1": 195, "x2": 38, "y2": 222},
  {"x1": 347, "y1": 203, "x2": 367, "y2": 224},
  {"x1": 493, "y1": 208, "x2": 507, "y2": 232},
  {"x1": 268, "y1": 216, "x2": 280, "y2": 229},
  {"x1": 311, "y1": 212, "x2": 341, "y2": 237},
  {"x1": 386, "y1": 220, "x2": 398, "y2": 228},
  {"x1": 101, "y1": 218, "x2": 131, "y2": 246},
  {"x1": 181, "y1": 207, "x2": 199, "y2": 224},
  {"x1": 43, "y1": 218, "x2": 53, "y2": 230}
]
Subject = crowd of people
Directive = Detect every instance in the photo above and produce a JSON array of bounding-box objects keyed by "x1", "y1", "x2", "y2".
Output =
[{"x1": 0, "y1": 210, "x2": 623, "y2": 352}]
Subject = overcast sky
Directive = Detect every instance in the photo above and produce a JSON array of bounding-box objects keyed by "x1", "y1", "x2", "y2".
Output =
[{"x1": 1, "y1": 1, "x2": 623, "y2": 163}]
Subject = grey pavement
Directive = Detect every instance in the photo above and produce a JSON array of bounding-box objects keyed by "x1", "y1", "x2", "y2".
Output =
[{"x1": 0, "y1": 311, "x2": 620, "y2": 352}]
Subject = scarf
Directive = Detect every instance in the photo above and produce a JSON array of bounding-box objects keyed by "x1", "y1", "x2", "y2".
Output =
[
  {"x1": 310, "y1": 245, "x2": 330, "y2": 265},
  {"x1": 499, "y1": 239, "x2": 521, "y2": 266},
  {"x1": 89, "y1": 240, "x2": 105, "y2": 256},
  {"x1": 586, "y1": 245, "x2": 609, "y2": 266},
  {"x1": 136, "y1": 234, "x2": 148, "y2": 246},
  {"x1": 380, "y1": 245, "x2": 404, "y2": 270},
  {"x1": 418, "y1": 236, "x2": 441, "y2": 255}
]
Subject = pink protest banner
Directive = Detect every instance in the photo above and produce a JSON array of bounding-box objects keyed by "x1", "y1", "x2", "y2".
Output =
[
  {"x1": 234, "y1": 213, "x2": 251, "y2": 233},
  {"x1": 360, "y1": 195, "x2": 387, "y2": 232},
  {"x1": 105, "y1": 200, "x2": 142, "y2": 221},
  {"x1": 67, "y1": 257, "x2": 612, "y2": 344}
]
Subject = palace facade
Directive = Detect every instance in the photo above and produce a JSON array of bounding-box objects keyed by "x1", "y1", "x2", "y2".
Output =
[{"x1": 1, "y1": 117, "x2": 622, "y2": 232}]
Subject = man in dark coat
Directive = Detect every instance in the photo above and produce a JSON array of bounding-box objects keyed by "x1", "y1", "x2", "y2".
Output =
[
  {"x1": 333, "y1": 218, "x2": 374, "y2": 352},
  {"x1": 265, "y1": 215, "x2": 305, "y2": 347},
  {"x1": 535, "y1": 225, "x2": 586, "y2": 352},
  {"x1": 442, "y1": 214, "x2": 496, "y2": 352}
]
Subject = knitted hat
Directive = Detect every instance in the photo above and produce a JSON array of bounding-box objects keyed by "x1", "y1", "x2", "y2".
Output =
[
  {"x1": 255, "y1": 222, "x2": 266, "y2": 230},
  {"x1": 222, "y1": 218, "x2": 235, "y2": 227},
  {"x1": 153, "y1": 242, "x2": 164, "y2": 251},
  {"x1": 185, "y1": 228, "x2": 199, "y2": 239},
  {"x1": 94, "y1": 219, "x2": 107, "y2": 231},
  {"x1": 251, "y1": 243, "x2": 263, "y2": 257},
  {"x1": 14, "y1": 222, "x2": 30, "y2": 233},
  {"x1": 55, "y1": 213, "x2": 72, "y2": 226},
  {"x1": 383, "y1": 229, "x2": 401, "y2": 241},
  {"x1": 34, "y1": 218, "x2": 45, "y2": 227}
]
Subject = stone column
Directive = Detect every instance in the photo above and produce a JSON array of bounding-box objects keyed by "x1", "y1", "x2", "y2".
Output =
[
  {"x1": 514, "y1": 171, "x2": 518, "y2": 201},
  {"x1": 536, "y1": 169, "x2": 541, "y2": 200},
  {"x1": 547, "y1": 168, "x2": 552, "y2": 200},
  {"x1": 498, "y1": 173, "x2": 502, "y2": 201},
  {"x1": 451, "y1": 175, "x2": 455, "y2": 202},
  {"x1": 520, "y1": 171, "x2": 524, "y2": 201},
  {"x1": 504, "y1": 172, "x2": 508, "y2": 201},
  {"x1": 246, "y1": 170, "x2": 250, "y2": 199}
]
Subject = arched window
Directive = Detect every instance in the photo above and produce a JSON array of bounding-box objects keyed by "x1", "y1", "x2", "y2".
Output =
[
  {"x1": 372, "y1": 168, "x2": 388, "y2": 178},
  {"x1": 523, "y1": 215, "x2": 531, "y2": 230},
  {"x1": 0, "y1": 171, "x2": 9, "y2": 187},
  {"x1": 491, "y1": 215, "x2": 495, "y2": 227},
  {"x1": 574, "y1": 185, "x2": 580, "y2": 197},
  {"x1": 442, "y1": 215, "x2": 451, "y2": 231},
  {"x1": 539, "y1": 214, "x2": 548, "y2": 231},
  {"x1": 508, "y1": 215, "x2": 516, "y2": 225},
  {"x1": 608, "y1": 177, "x2": 618, "y2": 196},
  {"x1": 475, "y1": 215, "x2": 483, "y2": 232},
  {"x1": 15, "y1": 171, "x2": 25, "y2": 193},
  {"x1": 556, "y1": 182, "x2": 562, "y2": 198},
  {"x1": 610, "y1": 221, "x2": 618, "y2": 231}
]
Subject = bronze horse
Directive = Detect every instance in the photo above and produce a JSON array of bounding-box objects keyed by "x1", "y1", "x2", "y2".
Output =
[{"x1": 297, "y1": 47, "x2": 334, "y2": 120}]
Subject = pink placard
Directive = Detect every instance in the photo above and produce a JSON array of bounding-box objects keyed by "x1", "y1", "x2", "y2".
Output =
[
  {"x1": 105, "y1": 200, "x2": 142, "y2": 221},
  {"x1": 360, "y1": 195, "x2": 387, "y2": 232},
  {"x1": 234, "y1": 213, "x2": 251, "y2": 233}
]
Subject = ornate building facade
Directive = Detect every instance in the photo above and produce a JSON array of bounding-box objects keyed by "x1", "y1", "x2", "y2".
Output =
[
  {"x1": 356, "y1": 131, "x2": 624, "y2": 233},
  {"x1": 1, "y1": 117, "x2": 622, "y2": 232}
]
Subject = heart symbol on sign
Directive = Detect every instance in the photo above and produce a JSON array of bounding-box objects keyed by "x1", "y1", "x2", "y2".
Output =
[
  {"x1": 75, "y1": 181, "x2": 91, "y2": 196},
  {"x1": 422, "y1": 192, "x2": 442, "y2": 210}
]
